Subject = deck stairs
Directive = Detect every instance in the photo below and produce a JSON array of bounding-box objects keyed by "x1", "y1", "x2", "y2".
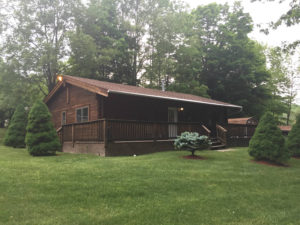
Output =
[{"x1": 210, "y1": 137, "x2": 226, "y2": 150}]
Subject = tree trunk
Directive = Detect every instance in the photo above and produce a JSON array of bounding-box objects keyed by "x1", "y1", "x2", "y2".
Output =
[{"x1": 191, "y1": 150, "x2": 195, "y2": 156}]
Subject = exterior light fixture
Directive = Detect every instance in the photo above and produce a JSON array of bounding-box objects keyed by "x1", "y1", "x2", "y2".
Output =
[
  {"x1": 179, "y1": 107, "x2": 184, "y2": 111},
  {"x1": 57, "y1": 75, "x2": 63, "y2": 82}
]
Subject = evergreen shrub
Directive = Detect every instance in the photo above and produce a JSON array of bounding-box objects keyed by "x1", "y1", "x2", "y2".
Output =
[
  {"x1": 287, "y1": 114, "x2": 300, "y2": 156},
  {"x1": 4, "y1": 104, "x2": 27, "y2": 148},
  {"x1": 174, "y1": 132, "x2": 211, "y2": 156},
  {"x1": 25, "y1": 100, "x2": 60, "y2": 156},
  {"x1": 248, "y1": 111, "x2": 289, "y2": 163}
]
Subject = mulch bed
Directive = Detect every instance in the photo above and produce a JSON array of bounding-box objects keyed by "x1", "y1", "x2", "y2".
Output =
[
  {"x1": 182, "y1": 155, "x2": 206, "y2": 160},
  {"x1": 251, "y1": 160, "x2": 289, "y2": 167}
]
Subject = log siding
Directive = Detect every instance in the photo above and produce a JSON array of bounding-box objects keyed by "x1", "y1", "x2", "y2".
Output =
[{"x1": 47, "y1": 83, "x2": 99, "y2": 129}]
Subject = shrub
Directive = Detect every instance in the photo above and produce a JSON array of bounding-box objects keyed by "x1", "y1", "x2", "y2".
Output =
[
  {"x1": 248, "y1": 111, "x2": 289, "y2": 164},
  {"x1": 4, "y1": 104, "x2": 27, "y2": 148},
  {"x1": 174, "y1": 132, "x2": 211, "y2": 156},
  {"x1": 25, "y1": 100, "x2": 60, "y2": 156},
  {"x1": 287, "y1": 114, "x2": 300, "y2": 157}
]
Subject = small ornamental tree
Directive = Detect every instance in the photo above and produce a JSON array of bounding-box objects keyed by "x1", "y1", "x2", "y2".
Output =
[
  {"x1": 25, "y1": 100, "x2": 60, "y2": 156},
  {"x1": 248, "y1": 111, "x2": 289, "y2": 164},
  {"x1": 174, "y1": 132, "x2": 211, "y2": 156},
  {"x1": 287, "y1": 114, "x2": 300, "y2": 157},
  {"x1": 4, "y1": 104, "x2": 27, "y2": 148}
]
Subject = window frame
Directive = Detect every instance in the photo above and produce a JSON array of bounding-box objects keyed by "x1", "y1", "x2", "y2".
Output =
[
  {"x1": 61, "y1": 111, "x2": 66, "y2": 126},
  {"x1": 76, "y1": 106, "x2": 89, "y2": 123}
]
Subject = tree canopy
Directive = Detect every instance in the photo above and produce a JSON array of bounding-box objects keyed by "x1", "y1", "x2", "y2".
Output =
[{"x1": 0, "y1": 0, "x2": 298, "y2": 122}]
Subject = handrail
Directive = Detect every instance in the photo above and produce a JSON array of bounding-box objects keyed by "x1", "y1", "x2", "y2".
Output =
[
  {"x1": 216, "y1": 124, "x2": 227, "y2": 146},
  {"x1": 216, "y1": 124, "x2": 227, "y2": 132},
  {"x1": 201, "y1": 125, "x2": 211, "y2": 136},
  {"x1": 61, "y1": 118, "x2": 204, "y2": 126}
]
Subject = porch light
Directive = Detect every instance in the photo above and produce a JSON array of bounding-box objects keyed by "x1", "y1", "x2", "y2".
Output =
[
  {"x1": 57, "y1": 75, "x2": 63, "y2": 82},
  {"x1": 179, "y1": 107, "x2": 184, "y2": 111}
]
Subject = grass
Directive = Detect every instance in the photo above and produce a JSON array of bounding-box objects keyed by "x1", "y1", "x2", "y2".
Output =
[
  {"x1": 0, "y1": 145, "x2": 300, "y2": 225},
  {"x1": 0, "y1": 128, "x2": 6, "y2": 144}
]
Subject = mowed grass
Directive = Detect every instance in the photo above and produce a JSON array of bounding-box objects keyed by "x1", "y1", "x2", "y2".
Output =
[
  {"x1": 0, "y1": 141, "x2": 300, "y2": 224},
  {"x1": 0, "y1": 128, "x2": 6, "y2": 144}
]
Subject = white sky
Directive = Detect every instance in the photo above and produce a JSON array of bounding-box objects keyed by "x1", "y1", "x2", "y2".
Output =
[
  {"x1": 184, "y1": 0, "x2": 300, "y2": 104},
  {"x1": 184, "y1": 0, "x2": 300, "y2": 47}
]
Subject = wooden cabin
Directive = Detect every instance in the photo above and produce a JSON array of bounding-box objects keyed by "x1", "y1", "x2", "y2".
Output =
[
  {"x1": 45, "y1": 75, "x2": 242, "y2": 156},
  {"x1": 226, "y1": 117, "x2": 258, "y2": 147}
]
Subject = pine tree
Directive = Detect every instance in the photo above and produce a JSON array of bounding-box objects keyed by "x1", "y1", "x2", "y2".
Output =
[
  {"x1": 25, "y1": 100, "x2": 60, "y2": 156},
  {"x1": 248, "y1": 111, "x2": 290, "y2": 164},
  {"x1": 287, "y1": 114, "x2": 300, "y2": 156},
  {"x1": 4, "y1": 104, "x2": 27, "y2": 148}
]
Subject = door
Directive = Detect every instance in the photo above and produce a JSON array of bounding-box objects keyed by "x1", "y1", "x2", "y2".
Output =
[{"x1": 168, "y1": 107, "x2": 178, "y2": 138}]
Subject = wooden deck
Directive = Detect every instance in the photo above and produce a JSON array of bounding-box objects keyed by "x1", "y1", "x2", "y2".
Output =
[
  {"x1": 57, "y1": 119, "x2": 233, "y2": 156},
  {"x1": 58, "y1": 119, "x2": 212, "y2": 143}
]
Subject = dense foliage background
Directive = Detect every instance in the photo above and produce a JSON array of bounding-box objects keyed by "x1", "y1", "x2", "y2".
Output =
[{"x1": 0, "y1": 0, "x2": 299, "y2": 125}]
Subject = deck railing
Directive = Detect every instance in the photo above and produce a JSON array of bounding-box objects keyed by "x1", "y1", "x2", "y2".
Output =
[
  {"x1": 59, "y1": 119, "x2": 211, "y2": 144},
  {"x1": 225, "y1": 124, "x2": 256, "y2": 137},
  {"x1": 216, "y1": 124, "x2": 228, "y2": 146}
]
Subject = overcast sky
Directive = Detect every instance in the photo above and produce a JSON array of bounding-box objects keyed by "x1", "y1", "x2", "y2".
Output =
[{"x1": 184, "y1": 0, "x2": 300, "y2": 47}]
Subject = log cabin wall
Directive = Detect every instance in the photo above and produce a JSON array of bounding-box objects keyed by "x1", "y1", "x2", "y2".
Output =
[{"x1": 47, "y1": 83, "x2": 99, "y2": 129}]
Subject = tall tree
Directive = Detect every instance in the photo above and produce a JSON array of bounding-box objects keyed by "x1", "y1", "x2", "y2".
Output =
[
  {"x1": 3, "y1": 0, "x2": 82, "y2": 93},
  {"x1": 118, "y1": 0, "x2": 151, "y2": 85},
  {"x1": 168, "y1": 16, "x2": 210, "y2": 98},
  {"x1": 266, "y1": 47, "x2": 299, "y2": 124},
  {"x1": 191, "y1": 3, "x2": 270, "y2": 117},
  {"x1": 0, "y1": 59, "x2": 43, "y2": 126},
  {"x1": 141, "y1": 0, "x2": 185, "y2": 89},
  {"x1": 68, "y1": 0, "x2": 133, "y2": 84}
]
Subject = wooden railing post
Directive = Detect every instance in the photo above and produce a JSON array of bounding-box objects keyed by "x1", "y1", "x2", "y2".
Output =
[
  {"x1": 153, "y1": 123, "x2": 157, "y2": 141},
  {"x1": 61, "y1": 126, "x2": 64, "y2": 144},
  {"x1": 216, "y1": 124, "x2": 228, "y2": 146},
  {"x1": 97, "y1": 120, "x2": 101, "y2": 141},
  {"x1": 103, "y1": 119, "x2": 108, "y2": 147},
  {"x1": 71, "y1": 124, "x2": 75, "y2": 147}
]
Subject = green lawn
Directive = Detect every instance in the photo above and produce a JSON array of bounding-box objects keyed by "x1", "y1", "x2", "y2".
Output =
[
  {"x1": 0, "y1": 128, "x2": 6, "y2": 144},
  {"x1": 0, "y1": 145, "x2": 300, "y2": 225}
]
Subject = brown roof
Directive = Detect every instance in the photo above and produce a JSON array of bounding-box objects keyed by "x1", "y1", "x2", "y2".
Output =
[
  {"x1": 278, "y1": 126, "x2": 291, "y2": 132},
  {"x1": 45, "y1": 75, "x2": 242, "y2": 108},
  {"x1": 228, "y1": 117, "x2": 253, "y2": 125}
]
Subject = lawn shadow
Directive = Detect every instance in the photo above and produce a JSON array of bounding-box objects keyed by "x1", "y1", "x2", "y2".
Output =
[
  {"x1": 181, "y1": 155, "x2": 207, "y2": 160},
  {"x1": 251, "y1": 159, "x2": 289, "y2": 168}
]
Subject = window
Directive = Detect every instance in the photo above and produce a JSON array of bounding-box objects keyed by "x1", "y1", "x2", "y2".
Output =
[
  {"x1": 76, "y1": 107, "x2": 89, "y2": 123},
  {"x1": 61, "y1": 111, "x2": 66, "y2": 125}
]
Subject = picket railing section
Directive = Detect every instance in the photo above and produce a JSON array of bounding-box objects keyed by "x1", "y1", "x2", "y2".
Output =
[
  {"x1": 62, "y1": 120, "x2": 104, "y2": 143},
  {"x1": 226, "y1": 124, "x2": 256, "y2": 137},
  {"x1": 59, "y1": 119, "x2": 211, "y2": 144}
]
